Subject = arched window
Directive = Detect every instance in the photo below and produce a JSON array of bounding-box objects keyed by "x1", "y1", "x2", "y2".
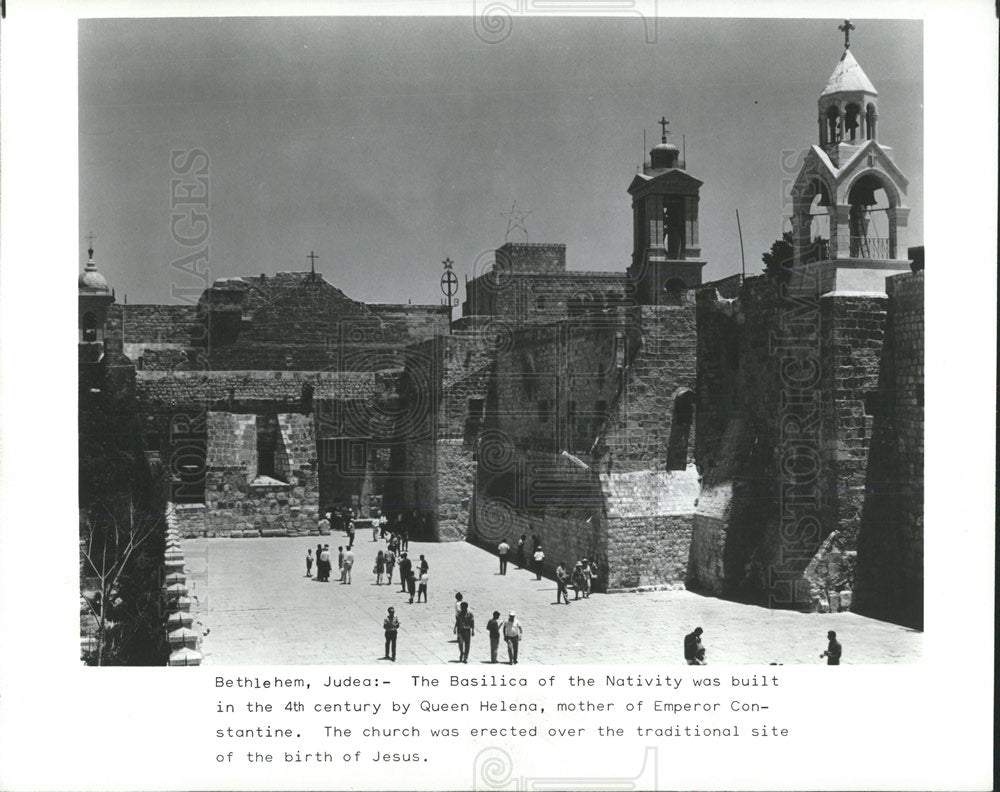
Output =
[
  {"x1": 82, "y1": 312, "x2": 98, "y2": 342},
  {"x1": 865, "y1": 103, "x2": 877, "y2": 140},
  {"x1": 662, "y1": 278, "x2": 685, "y2": 306},
  {"x1": 844, "y1": 103, "x2": 862, "y2": 141},
  {"x1": 825, "y1": 106, "x2": 841, "y2": 144}
]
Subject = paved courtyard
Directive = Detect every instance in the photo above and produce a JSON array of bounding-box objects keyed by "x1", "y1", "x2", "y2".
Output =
[{"x1": 182, "y1": 535, "x2": 922, "y2": 665}]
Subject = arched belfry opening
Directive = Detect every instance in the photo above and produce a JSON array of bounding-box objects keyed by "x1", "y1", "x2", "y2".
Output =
[{"x1": 847, "y1": 173, "x2": 896, "y2": 258}]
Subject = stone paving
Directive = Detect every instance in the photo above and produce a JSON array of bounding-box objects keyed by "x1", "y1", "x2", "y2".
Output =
[{"x1": 182, "y1": 535, "x2": 922, "y2": 665}]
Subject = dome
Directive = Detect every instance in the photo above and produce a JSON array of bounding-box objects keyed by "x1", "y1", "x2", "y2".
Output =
[
  {"x1": 79, "y1": 257, "x2": 110, "y2": 293},
  {"x1": 820, "y1": 49, "x2": 877, "y2": 97},
  {"x1": 649, "y1": 141, "x2": 681, "y2": 170}
]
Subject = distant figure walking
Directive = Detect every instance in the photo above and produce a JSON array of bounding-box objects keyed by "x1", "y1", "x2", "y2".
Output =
[
  {"x1": 398, "y1": 553, "x2": 412, "y2": 594},
  {"x1": 375, "y1": 549, "x2": 386, "y2": 585},
  {"x1": 400, "y1": 526, "x2": 409, "y2": 553},
  {"x1": 406, "y1": 566, "x2": 417, "y2": 603},
  {"x1": 486, "y1": 611, "x2": 502, "y2": 663},
  {"x1": 580, "y1": 558, "x2": 593, "y2": 597},
  {"x1": 347, "y1": 520, "x2": 356, "y2": 549},
  {"x1": 383, "y1": 607, "x2": 399, "y2": 661},
  {"x1": 385, "y1": 549, "x2": 396, "y2": 585},
  {"x1": 417, "y1": 569, "x2": 428, "y2": 603},
  {"x1": 337, "y1": 546, "x2": 345, "y2": 582},
  {"x1": 419, "y1": 554, "x2": 429, "y2": 575},
  {"x1": 305, "y1": 548, "x2": 313, "y2": 578},
  {"x1": 318, "y1": 545, "x2": 331, "y2": 582},
  {"x1": 497, "y1": 539, "x2": 510, "y2": 575},
  {"x1": 555, "y1": 561, "x2": 571, "y2": 604},
  {"x1": 455, "y1": 601, "x2": 475, "y2": 663},
  {"x1": 821, "y1": 631, "x2": 842, "y2": 665},
  {"x1": 532, "y1": 545, "x2": 545, "y2": 580},
  {"x1": 342, "y1": 547, "x2": 355, "y2": 584},
  {"x1": 572, "y1": 561, "x2": 585, "y2": 599},
  {"x1": 503, "y1": 612, "x2": 522, "y2": 665},
  {"x1": 684, "y1": 627, "x2": 704, "y2": 665},
  {"x1": 315, "y1": 543, "x2": 325, "y2": 580},
  {"x1": 453, "y1": 592, "x2": 464, "y2": 630},
  {"x1": 516, "y1": 535, "x2": 526, "y2": 569}
]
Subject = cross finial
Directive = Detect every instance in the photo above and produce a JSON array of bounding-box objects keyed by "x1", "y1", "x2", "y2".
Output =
[
  {"x1": 307, "y1": 250, "x2": 318, "y2": 275},
  {"x1": 86, "y1": 231, "x2": 97, "y2": 259},
  {"x1": 838, "y1": 19, "x2": 855, "y2": 49},
  {"x1": 658, "y1": 116, "x2": 670, "y2": 143}
]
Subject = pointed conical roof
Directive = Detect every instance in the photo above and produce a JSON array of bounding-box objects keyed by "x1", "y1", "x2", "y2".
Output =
[{"x1": 820, "y1": 49, "x2": 877, "y2": 97}]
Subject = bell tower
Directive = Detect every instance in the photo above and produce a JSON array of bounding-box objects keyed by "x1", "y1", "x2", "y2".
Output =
[
  {"x1": 789, "y1": 21, "x2": 911, "y2": 294},
  {"x1": 79, "y1": 236, "x2": 115, "y2": 363},
  {"x1": 627, "y1": 116, "x2": 707, "y2": 305}
]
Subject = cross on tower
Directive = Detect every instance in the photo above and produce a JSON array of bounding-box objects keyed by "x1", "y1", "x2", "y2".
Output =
[
  {"x1": 307, "y1": 250, "x2": 318, "y2": 275},
  {"x1": 838, "y1": 19, "x2": 855, "y2": 49},
  {"x1": 86, "y1": 231, "x2": 97, "y2": 258},
  {"x1": 658, "y1": 116, "x2": 671, "y2": 143}
]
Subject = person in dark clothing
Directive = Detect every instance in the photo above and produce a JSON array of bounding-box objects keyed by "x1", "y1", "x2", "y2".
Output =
[
  {"x1": 383, "y1": 607, "x2": 398, "y2": 661},
  {"x1": 821, "y1": 631, "x2": 842, "y2": 665},
  {"x1": 486, "y1": 611, "x2": 502, "y2": 663},
  {"x1": 418, "y1": 554, "x2": 429, "y2": 574},
  {"x1": 455, "y1": 601, "x2": 475, "y2": 663},
  {"x1": 684, "y1": 627, "x2": 704, "y2": 664},
  {"x1": 397, "y1": 553, "x2": 412, "y2": 593},
  {"x1": 555, "y1": 561, "x2": 571, "y2": 604},
  {"x1": 406, "y1": 566, "x2": 417, "y2": 603}
]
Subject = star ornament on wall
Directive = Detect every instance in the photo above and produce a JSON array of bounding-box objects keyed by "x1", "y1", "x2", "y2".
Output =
[{"x1": 501, "y1": 201, "x2": 532, "y2": 242}]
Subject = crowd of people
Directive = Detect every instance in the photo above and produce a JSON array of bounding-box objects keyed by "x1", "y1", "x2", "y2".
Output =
[
  {"x1": 497, "y1": 534, "x2": 598, "y2": 603},
  {"x1": 304, "y1": 511, "x2": 844, "y2": 666}
]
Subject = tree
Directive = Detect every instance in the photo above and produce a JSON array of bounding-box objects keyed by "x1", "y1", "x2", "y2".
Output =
[
  {"x1": 762, "y1": 231, "x2": 829, "y2": 276},
  {"x1": 81, "y1": 497, "x2": 163, "y2": 666}
]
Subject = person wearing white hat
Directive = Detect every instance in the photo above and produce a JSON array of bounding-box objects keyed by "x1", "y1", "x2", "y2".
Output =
[{"x1": 503, "y1": 611, "x2": 522, "y2": 665}]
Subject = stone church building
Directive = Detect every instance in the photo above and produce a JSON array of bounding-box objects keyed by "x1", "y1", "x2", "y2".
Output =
[{"x1": 80, "y1": 35, "x2": 923, "y2": 627}]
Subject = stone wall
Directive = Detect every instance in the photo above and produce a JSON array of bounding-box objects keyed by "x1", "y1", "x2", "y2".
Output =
[
  {"x1": 601, "y1": 468, "x2": 699, "y2": 589},
  {"x1": 853, "y1": 271, "x2": 924, "y2": 628}
]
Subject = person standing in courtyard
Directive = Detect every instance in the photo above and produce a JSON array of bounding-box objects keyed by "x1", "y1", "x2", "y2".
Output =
[
  {"x1": 571, "y1": 561, "x2": 584, "y2": 599},
  {"x1": 418, "y1": 554, "x2": 429, "y2": 575},
  {"x1": 580, "y1": 558, "x2": 593, "y2": 598},
  {"x1": 374, "y1": 549, "x2": 386, "y2": 585},
  {"x1": 319, "y1": 545, "x2": 331, "y2": 582},
  {"x1": 455, "y1": 601, "x2": 475, "y2": 663},
  {"x1": 532, "y1": 545, "x2": 545, "y2": 580},
  {"x1": 385, "y1": 547, "x2": 396, "y2": 585},
  {"x1": 400, "y1": 525, "x2": 409, "y2": 553},
  {"x1": 821, "y1": 631, "x2": 842, "y2": 665},
  {"x1": 497, "y1": 538, "x2": 510, "y2": 575},
  {"x1": 337, "y1": 546, "x2": 345, "y2": 582},
  {"x1": 555, "y1": 561, "x2": 571, "y2": 604},
  {"x1": 486, "y1": 610, "x2": 502, "y2": 663},
  {"x1": 342, "y1": 546, "x2": 355, "y2": 584},
  {"x1": 684, "y1": 627, "x2": 704, "y2": 664},
  {"x1": 406, "y1": 565, "x2": 417, "y2": 603},
  {"x1": 347, "y1": 519, "x2": 356, "y2": 550},
  {"x1": 516, "y1": 535, "x2": 526, "y2": 569},
  {"x1": 417, "y1": 568, "x2": 428, "y2": 603},
  {"x1": 318, "y1": 514, "x2": 330, "y2": 536},
  {"x1": 316, "y1": 543, "x2": 324, "y2": 580},
  {"x1": 503, "y1": 611, "x2": 522, "y2": 664},
  {"x1": 305, "y1": 548, "x2": 313, "y2": 578},
  {"x1": 383, "y1": 607, "x2": 399, "y2": 661},
  {"x1": 398, "y1": 553, "x2": 412, "y2": 594}
]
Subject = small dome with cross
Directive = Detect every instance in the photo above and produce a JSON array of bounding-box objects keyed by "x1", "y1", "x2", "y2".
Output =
[{"x1": 79, "y1": 249, "x2": 111, "y2": 293}]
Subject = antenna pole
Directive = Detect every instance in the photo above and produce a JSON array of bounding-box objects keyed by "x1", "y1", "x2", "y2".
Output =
[
  {"x1": 683, "y1": 134, "x2": 686, "y2": 167},
  {"x1": 736, "y1": 209, "x2": 746, "y2": 281}
]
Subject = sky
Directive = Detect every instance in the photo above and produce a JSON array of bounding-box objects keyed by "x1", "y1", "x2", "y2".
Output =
[{"x1": 79, "y1": 16, "x2": 923, "y2": 308}]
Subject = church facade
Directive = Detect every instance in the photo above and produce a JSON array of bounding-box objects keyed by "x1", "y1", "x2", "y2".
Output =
[{"x1": 79, "y1": 33, "x2": 923, "y2": 627}]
